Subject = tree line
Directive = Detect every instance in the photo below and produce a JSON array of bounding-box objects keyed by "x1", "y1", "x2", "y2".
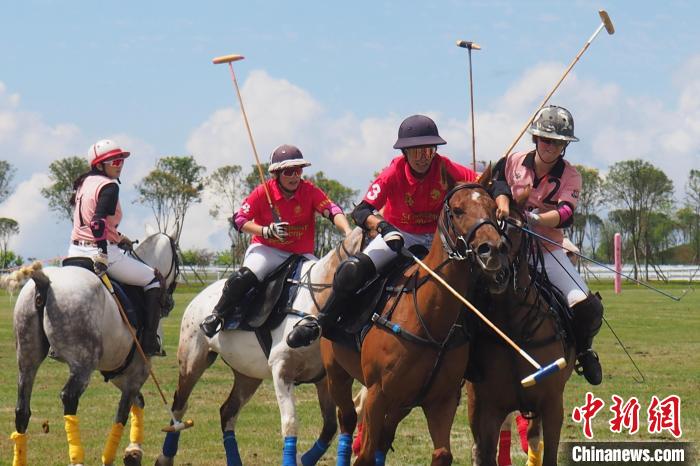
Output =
[{"x1": 0, "y1": 155, "x2": 698, "y2": 280}]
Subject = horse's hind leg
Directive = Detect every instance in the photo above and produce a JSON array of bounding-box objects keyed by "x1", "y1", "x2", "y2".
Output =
[
  {"x1": 12, "y1": 318, "x2": 49, "y2": 465},
  {"x1": 60, "y1": 367, "x2": 93, "y2": 465},
  {"x1": 540, "y1": 402, "x2": 563, "y2": 466},
  {"x1": 298, "y1": 377, "x2": 337, "y2": 465},
  {"x1": 100, "y1": 386, "x2": 139, "y2": 466},
  {"x1": 219, "y1": 369, "x2": 262, "y2": 466}
]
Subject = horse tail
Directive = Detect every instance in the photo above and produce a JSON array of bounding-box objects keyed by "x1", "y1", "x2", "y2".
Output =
[
  {"x1": 30, "y1": 267, "x2": 51, "y2": 313},
  {"x1": 0, "y1": 261, "x2": 45, "y2": 294}
]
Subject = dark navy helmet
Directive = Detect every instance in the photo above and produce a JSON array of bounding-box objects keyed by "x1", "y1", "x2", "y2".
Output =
[{"x1": 393, "y1": 115, "x2": 447, "y2": 149}]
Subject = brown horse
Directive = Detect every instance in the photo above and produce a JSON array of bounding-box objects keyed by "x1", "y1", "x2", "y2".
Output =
[
  {"x1": 466, "y1": 206, "x2": 576, "y2": 466},
  {"x1": 321, "y1": 182, "x2": 511, "y2": 466}
]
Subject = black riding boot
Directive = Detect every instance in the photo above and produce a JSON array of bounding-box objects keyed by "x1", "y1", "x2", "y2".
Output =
[
  {"x1": 200, "y1": 267, "x2": 259, "y2": 338},
  {"x1": 572, "y1": 292, "x2": 604, "y2": 385},
  {"x1": 141, "y1": 288, "x2": 163, "y2": 357},
  {"x1": 287, "y1": 253, "x2": 376, "y2": 348}
]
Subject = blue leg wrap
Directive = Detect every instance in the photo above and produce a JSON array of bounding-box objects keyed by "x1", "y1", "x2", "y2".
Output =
[
  {"x1": 336, "y1": 433, "x2": 353, "y2": 466},
  {"x1": 162, "y1": 430, "x2": 180, "y2": 458},
  {"x1": 301, "y1": 438, "x2": 329, "y2": 466},
  {"x1": 375, "y1": 450, "x2": 386, "y2": 465},
  {"x1": 283, "y1": 436, "x2": 297, "y2": 466},
  {"x1": 223, "y1": 431, "x2": 242, "y2": 466}
]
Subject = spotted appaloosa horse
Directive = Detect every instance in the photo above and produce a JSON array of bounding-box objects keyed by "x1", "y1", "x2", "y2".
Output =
[
  {"x1": 322, "y1": 182, "x2": 511, "y2": 466},
  {"x1": 155, "y1": 228, "x2": 365, "y2": 466},
  {"x1": 5, "y1": 233, "x2": 178, "y2": 466}
]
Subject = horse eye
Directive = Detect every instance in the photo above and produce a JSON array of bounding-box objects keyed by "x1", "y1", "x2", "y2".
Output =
[{"x1": 452, "y1": 207, "x2": 465, "y2": 216}]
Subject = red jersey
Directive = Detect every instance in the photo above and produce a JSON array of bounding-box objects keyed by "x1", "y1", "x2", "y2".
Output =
[
  {"x1": 235, "y1": 178, "x2": 335, "y2": 254},
  {"x1": 504, "y1": 150, "x2": 581, "y2": 249},
  {"x1": 362, "y1": 154, "x2": 477, "y2": 234}
]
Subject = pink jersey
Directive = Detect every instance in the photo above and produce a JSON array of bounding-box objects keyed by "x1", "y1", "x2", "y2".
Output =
[
  {"x1": 236, "y1": 178, "x2": 336, "y2": 254},
  {"x1": 363, "y1": 154, "x2": 477, "y2": 234},
  {"x1": 504, "y1": 150, "x2": 581, "y2": 249},
  {"x1": 71, "y1": 175, "x2": 122, "y2": 243}
]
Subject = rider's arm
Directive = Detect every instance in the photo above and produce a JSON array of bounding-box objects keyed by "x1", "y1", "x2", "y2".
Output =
[{"x1": 91, "y1": 183, "x2": 119, "y2": 254}]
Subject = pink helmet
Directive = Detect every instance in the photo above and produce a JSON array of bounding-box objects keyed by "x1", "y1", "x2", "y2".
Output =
[{"x1": 88, "y1": 139, "x2": 131, "y2": 167}]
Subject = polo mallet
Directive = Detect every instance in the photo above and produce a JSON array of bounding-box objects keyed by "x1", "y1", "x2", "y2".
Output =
[
  {"x1": 501, "y1": 10, "x2": 615, "y2": 158},
  {"x1": 456, "y1": 40, "x2": 481, "y2": 173},
  {"x1": 99, "y1": 274, "x2": 194, "y2": 432},
  {"x1": 212, "y1": 54, "x2": 281, "y2": 222},
  {"x1": 402, "y1": 249, "x2": 566, "y2": 387},
  {"x1": 505, "y1": 218, "x2": 689, "y2": 302}
]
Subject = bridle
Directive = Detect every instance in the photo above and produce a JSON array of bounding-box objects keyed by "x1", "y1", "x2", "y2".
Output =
[{"x1": 437, "y1": 183, "x2": 508, "y2": 263}]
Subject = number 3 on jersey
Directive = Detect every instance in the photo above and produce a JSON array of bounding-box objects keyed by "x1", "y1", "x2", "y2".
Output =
[{"x1": 366, "y1": 183, "x2": 381, "y2": 201}]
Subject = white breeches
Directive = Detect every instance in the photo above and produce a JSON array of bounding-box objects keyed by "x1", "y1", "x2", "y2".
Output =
[
  {"x1": 362, "y1": 230, "x2": 433, "y2": 273},
  {"x1": 541, "y1": 248, "x2": 589, "y2": 306},
  {"x1": 242, "y1": 243, "x2": 317, "y2": 281},
  {"x1": 67, "y1": 243, "x2": 159, "y2": 290}
]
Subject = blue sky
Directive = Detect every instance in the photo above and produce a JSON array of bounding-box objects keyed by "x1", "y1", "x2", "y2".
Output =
[{"x1": 1, "y1": 1, "x2": 699, "y2": 260}]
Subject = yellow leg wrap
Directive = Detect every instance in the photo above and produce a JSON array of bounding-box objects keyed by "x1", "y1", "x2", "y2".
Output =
[
  {"x1": 101, "y1": 422, "x2": 125, "y2": 465},
  {"x1": 10, "y1": 431, "x2": 28, "y2": 466},
  {"x1": 64, "y1": 415, "x2": 85, "y2": 464},
  {"x1": 129, "y1": 405, "x2": 145, "y2": 444},
  {"x1": 526, "y1": 440, "x2": 544, "y2": 466}
]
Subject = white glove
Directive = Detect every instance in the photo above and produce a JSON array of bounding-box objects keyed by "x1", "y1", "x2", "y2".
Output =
[
  {"x1": 262, "y1": 222, "x2": 289, "y2": 240},
  {"x1": 525, "y1": 209, "x2": 541, "y2": 225},
  {"x1": 92, "y1": 253, "x2": 109, "y2": 275}
]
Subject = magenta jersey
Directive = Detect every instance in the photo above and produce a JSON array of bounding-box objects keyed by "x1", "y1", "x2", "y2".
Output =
[
  {"x1": 362, "y1": 154, "x2": 477, "y2": 234},
  {"x1": 504, "y1": 150, "x2": 581, "y2": 248},
  {"x1": 235, "y1": 178, "x2": 336, "y2": 254}
]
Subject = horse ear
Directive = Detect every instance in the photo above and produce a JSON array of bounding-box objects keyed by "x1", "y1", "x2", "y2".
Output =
[{"x1": 477, "y1": 163, "x2": 493, "y2": 188}]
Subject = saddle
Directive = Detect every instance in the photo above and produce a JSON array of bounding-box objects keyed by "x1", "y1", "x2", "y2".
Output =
[
  {"x1": 222, "y1": 255, "x2": 309, "y2": 359},
  {"x1": 326, "y1": 245, "x2": 431, "y2": 351}
]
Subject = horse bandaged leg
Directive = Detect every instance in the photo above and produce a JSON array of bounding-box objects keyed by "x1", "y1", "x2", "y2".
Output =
[
  {"x1": 101, "y1": 422, "x2": 125, "y2": 465},
  {"x1": 498, "y1": 430, "x2": 512, "y2": 466},
  {"x1": 526, "y1": 440, "x2": 544, "y2": 466},
  {"x1": 129, "y1": 404, "x2": 145, "y2": 444},
  {"x1": 283, "y1": 436, "x2": 297, "y2": 466},
  {"x1": 336, "y1": 433, "x2": 353, "y2": 466},
  {"x1": 162, "y1": 430, "x2": 181, "y2": 458},
  {"x1": 516, "y1": 414, "x2": 529, "y2": 453},
  {"x1": 375, "y1": 450, "x2": 387, "y2": 465},
  {"x1": 64, "y1": 414, "x2": 85, "y2": 465},
  {"x1": 223, "y1": 431, "x2": 242, "y2": 466},
  {"x1": 300, "y1": 438, "x2": 329, "y2": 466},
  {"x1": 10, "y1": 431, "x2": 28, "y2": 466}
]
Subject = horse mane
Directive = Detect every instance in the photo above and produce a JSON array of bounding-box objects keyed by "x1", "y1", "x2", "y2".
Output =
[{"x1": 0, "y1": 261, "x2": 44, "y2": 294}]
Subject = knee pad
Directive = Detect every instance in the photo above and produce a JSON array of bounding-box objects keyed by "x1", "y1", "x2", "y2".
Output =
[{"x1": 333, "y1": 253, "x2": 376, "y2": 295}]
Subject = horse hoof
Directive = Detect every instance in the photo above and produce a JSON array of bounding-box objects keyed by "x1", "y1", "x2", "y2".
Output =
[
  {"x1": 123, "y1": 449, "x2": 143, "y2": 466},
  {"x1": 154, "y1": 455, "x2": 174, "y2": 466}
]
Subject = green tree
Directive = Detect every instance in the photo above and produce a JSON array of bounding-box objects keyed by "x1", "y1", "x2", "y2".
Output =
[
  {"x1": 208, "y1": 165, "x2": 246, "y2": 266},
  {"x1": 603, "y1": 160, "x2": 674, "y2": 280},
  {"x1": 0, "y1": 250, "x2": 23, "y2": 268},
  {"x1": 135, "y1": 156, "x2": 205, "y2": 245},
  {"x1": 0, "y1": 160, "x2": 16, "y2": 203},
  {"x1": 0, "y1": 218, "x2": 20, "y2": 268},
  {"x1": 306, "y1": 171, "x2": 358, "y2": 257},
  {"x1": 570, "y1": 165, "x2": 603, "y2": 263},
  {"x1": 40, "y1": 156, "x2": 90, "y2": 222},
  {"x1": 685, "y1": 169, "x2": 700, "y2": 262}
]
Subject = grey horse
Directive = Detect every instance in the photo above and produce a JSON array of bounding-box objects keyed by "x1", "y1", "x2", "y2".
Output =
[{"x1": 6, "y1": 233, "x2": 178, "y2": 466}]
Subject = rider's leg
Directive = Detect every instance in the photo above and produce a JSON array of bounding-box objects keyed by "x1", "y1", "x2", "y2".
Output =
[
  {"x1": 201, "y1": 244, "x2": 290, "y2": 337},
  {"x1": 571, "y1": 292, "x2": 604, "y2": 385},
  {"x1": 543, "y1": 248, "x2": 603, "y2": 385},
  {"x1": 286, "y1": 251, "x2": 376, "y2": 348},
  {"x1": 107, "y1": 247, "x2": 165, "y2": 356}
]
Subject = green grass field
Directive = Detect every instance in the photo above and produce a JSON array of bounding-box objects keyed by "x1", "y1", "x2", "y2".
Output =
[{"x1": 0, "y1": 280, "x2": 697, "y2": 465}]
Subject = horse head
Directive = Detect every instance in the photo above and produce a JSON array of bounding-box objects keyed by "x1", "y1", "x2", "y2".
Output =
[
  {"x1": 133, "y1": 232, "x2": 180, "y2": 315},
  {"x1": 438, "y1": 182, "x2": 510, "y2": 294}
]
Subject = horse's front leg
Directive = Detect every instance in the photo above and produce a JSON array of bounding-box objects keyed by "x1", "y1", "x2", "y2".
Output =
[
  {"x1": 271, "y1": 362, "x2": 303, "y2": 466},
  {"x1": 468, "y1": 389, "x2": 502, "y2": 466},
  {"x1": 297, "y1": 378, "x2": 336, "y2": 466},
  {"x1": 540, "y1": 400, "x2": 563, "y2": 466},
  {"x1": 219, "y1": 369, "x2": 263, "y2": 466},
  {"x1": 422, "y1": 389, "x2": 461, "y2": 466},
  {"x1": 123, "y1": 393, "x2": 146, "y2": 466}
]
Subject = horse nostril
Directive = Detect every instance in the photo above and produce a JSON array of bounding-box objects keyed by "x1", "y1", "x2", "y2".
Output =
[{"x1": 477, "y1": 243, "x2": 492, "y2": 256}]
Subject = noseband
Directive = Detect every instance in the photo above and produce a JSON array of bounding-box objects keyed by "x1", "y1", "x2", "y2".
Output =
[{"x1": 437, "y1": 184, "x2": 507, "y2": 261}]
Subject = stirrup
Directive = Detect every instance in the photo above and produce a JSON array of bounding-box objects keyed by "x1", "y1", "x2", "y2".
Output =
[{"x1": 200, "y1": 314, "x2": 223, "y2": 338}]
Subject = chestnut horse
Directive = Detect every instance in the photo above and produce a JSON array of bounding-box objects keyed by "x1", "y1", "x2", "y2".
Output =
[
  {"x1": 466, "y1": 207, "x2": 575, "y2": 466},
  {"x1": 322, "y1": 182, "x2": 511, "y2": 466}
]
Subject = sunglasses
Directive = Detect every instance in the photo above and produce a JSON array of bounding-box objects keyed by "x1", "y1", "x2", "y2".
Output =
[
  {"x1": 406, "y1": 146, "x2": 437, "y2": 160},
  {"x1": 106, "y1": 158, "x2": 125, "y2": 167},
  {"x1": 281, "y1": 167, "x2": 302, "y2": 177},
  {"x1": 538, "y1": 137, "x2": 566, "y2": 147}
]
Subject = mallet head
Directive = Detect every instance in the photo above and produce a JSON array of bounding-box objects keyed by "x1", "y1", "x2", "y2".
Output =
[
  {"x1": 212, "y1": 54, "x2": 245, "y2": 65},
  {"x1": 456, "y1": 40, "x2": 481, "y2": 50},
  {"x1": 161, "y1": 419, "x2": 194, "y2": 433},
  {"x1": 598, "y1": 10, "x2": 615, "y2": 34}
]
